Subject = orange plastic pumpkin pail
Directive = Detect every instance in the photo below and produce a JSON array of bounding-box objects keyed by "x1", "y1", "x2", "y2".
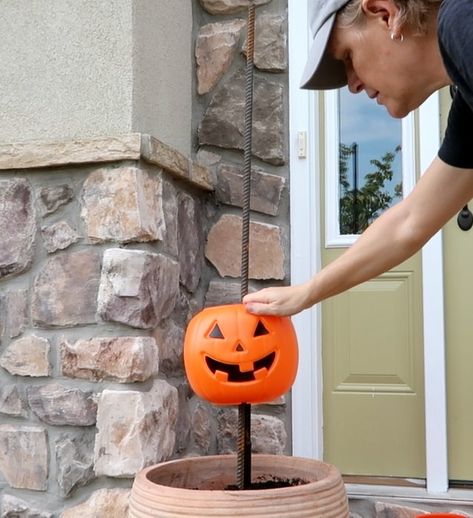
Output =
[{"x1": 184, "y1": 304, "x2": 298, "y2": 405}]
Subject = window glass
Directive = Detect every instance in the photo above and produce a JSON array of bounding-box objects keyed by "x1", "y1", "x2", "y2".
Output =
[{"x1": 339, "y1": 87, "x2": 403, "y2": 235}]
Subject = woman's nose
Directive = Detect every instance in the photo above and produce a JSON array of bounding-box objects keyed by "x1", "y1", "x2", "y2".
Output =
[{"x1": 347, "y1": 68, "x2": 364, "y2": 94}]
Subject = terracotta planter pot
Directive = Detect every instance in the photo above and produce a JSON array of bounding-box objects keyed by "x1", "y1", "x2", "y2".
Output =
[{"x1": 129, "y1": 454, "x2": 349, "y2": 517}]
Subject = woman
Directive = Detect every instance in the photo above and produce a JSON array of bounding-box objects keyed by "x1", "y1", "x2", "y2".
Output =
[{"x1": 243, "y1": 0, "x2": 473, "y2": 316}]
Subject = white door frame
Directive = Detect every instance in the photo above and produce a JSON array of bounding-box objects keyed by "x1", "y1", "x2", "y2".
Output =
[{"x1": 288, "y1": 0, "x2": 449, "y2": 493}]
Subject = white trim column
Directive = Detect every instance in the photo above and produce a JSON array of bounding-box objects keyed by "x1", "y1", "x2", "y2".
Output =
[
  {"x1": 288, "y1": 0, "x2": 323, "y2": 460},
  {"x1": 419, "y1": 93, "x2": 449, "y2": 493}
]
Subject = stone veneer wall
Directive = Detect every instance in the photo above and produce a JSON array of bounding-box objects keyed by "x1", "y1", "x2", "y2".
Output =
[
  {"x1": 0, "y1": 1, "x2": 472, "y2": 517},
  {"x1": 0, "y1": 1, "x2": 294, "y2": 514}
]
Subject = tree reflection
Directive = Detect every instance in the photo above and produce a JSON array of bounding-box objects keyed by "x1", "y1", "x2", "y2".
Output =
[{"x1": 339, "y1": 143, "x2": 402, "y2": 234}]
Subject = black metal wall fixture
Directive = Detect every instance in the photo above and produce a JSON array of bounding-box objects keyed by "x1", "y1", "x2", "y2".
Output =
[{"x1": 457, "y1": 205, "x2": 473, "y2": 231}]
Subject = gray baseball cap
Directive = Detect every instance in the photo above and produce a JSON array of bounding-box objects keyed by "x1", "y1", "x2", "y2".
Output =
[{"x1": 300, "y1": 0, "x2": 351, "y2": 90}]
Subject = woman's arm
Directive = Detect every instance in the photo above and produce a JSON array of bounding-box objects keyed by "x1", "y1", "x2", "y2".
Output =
[{"x1": 243, "y1": 157, "x2": 473, "y2": 316}]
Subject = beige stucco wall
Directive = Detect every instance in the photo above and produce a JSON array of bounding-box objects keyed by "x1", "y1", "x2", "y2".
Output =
[
  {"x1": 1, "y1": 0, "x2": 191, "y2": 155},
  {"x1": 132, "y1": 1, "x2": 192, "y2": 155}
]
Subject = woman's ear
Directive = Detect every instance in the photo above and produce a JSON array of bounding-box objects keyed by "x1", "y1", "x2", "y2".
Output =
[{"x1": 361, "y1": 0, "x2": 400, "y2": 32}]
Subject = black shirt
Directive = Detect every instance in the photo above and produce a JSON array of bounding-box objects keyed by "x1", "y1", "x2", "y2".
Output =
[{"x1": 437, "y1": 0, "x2": 473, "y2": 168}]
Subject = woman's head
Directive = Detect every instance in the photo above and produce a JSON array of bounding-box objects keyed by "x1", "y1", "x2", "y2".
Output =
[
  {"x1": 301, "y1": 0, "x2": 449, "y2": 118},
  {"x1": 337, "y1": 0, "x2": 441, "y2": 35}
]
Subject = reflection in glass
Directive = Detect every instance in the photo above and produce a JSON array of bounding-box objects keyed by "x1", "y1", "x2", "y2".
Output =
[{"x1": 339, "y1": 87, "x2": 403, "y2": 235}]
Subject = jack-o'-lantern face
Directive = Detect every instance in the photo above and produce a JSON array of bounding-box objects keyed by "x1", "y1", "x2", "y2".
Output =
[{"x1": 184, "y1": 304, "x2": 298, "y2": 405}]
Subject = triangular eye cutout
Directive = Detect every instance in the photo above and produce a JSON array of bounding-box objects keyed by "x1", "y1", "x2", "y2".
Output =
[
  {"x1": 254, "y1": 320, "x2": 270, "y2": 337},
  {"x1": 209, "y1": 323, "x2": 224, "y2": 339}
]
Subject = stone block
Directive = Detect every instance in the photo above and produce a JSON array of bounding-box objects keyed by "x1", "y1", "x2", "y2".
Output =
[
  {"x1": 192, "y1": 402, "x2": 213, "y2": 454},
  {"x1": 205, "y1": 280, "x2": 242, "y2": 306},
  {"x1": 97, "y1": 248, "x2": 179, "y2": 329},
  {"x1": 374, "y1": 502, "x2": 429, "y2": 517},
  {"x1": 199, "y1": 69, "x2": 286, "y2": 165},
  {"x1": 32, "y1": 250, "x2": 101, "y2": 327},
  {"x1": 1, "y1": 494, "x2": 53, "y2": 517},
  {"x1": 175, "y1": 383, "x2": 192, "y2": 453},
  {"x1": 2, "y1": 288, "x2": 28, "y2": 338},
  {"x1": 94, "y1": 380, "x2": 178, "y2": 478},
  {"x1": 37, "y1": 184, "x2": 74, "y2": 215},
  {"x1": 0, "y1": 335, "x2": 50, "y2": 377},
  {"x1": 161, "y1": 178, "x2": 179, "y2": 256},
  {"x1": 0, "y1": 425, "x2": 48, "y2": 490},
  {"x1": 0, "y1": 179, "x2": 36, "y2": 279},
  {"x1": 0, "y1": 385, "x2": 26, "y2": 417},
  {"x1": 56, "y1": 432, "x2": 95, "y2": 497},
  {"x1": 0, "y1": 292, "x2": 4, "y2": 338},
  {"x1": 41, "y1": 221, "x2": 80, "y2": 253},
  {"x1": 217, "y1": 409, "x2": 287, "y2": 455},
  {"x1": 199, "y1": 0, "x2": 271, "y2": 15},
  {"x1": 61, "y1": 336, "x2": 158, "y2": 383},
  {"x1": 152, "y1": 319, "x2": 184, "y2": 376},
  {"x1": 81, "y1": 166, "x2": 165, "y2": 243},
  {"x1": 216, "y1": 162, "x2": 285, "y2": 216},
  {"x1": 205, "y1": 214, "x2": 285, "y2": 279},
  {"x1": 196, "y1": 20, "x2": 245, "y2": 95},
  {"x1": 178, "y1": 193, "x2": 204, "y2": 292},
  {"x1": 27, "y1": 383, "x2": 97, "y2": 426},
  {"x1": 245, "y1": 13, "x2": 287, "y2": 72},
  {"x1": 61, "y1": 488, "x2": 130, "y2": 518}
]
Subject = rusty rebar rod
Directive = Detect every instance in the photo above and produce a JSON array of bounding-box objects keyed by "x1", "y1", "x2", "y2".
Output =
[{"x1": 237, "y1": 0, "x2": 256, "y2": 491}]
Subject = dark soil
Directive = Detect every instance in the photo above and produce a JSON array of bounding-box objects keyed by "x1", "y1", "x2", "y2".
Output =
[{"x1": 225, "y1": 476, "x2": 309, "y2": 490}]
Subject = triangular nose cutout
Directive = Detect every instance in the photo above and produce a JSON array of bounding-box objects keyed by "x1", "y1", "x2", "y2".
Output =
[{"x1": 235, "y1": 343, "x2": 245, "y2": 352}]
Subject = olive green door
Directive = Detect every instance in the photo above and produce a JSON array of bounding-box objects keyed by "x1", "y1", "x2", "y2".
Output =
[
  {"x1": 320, "y1": 88, "x2": 426, "y2": 477},
  {"x1": 322, "y1": 253, "x2": 426, "y2": 477},
  {"x1": 444, "y1": 215, "x2": 473, "y2": 482},
  {"x1": 441, "y1": 89, "x2": 473, "y2": 482}
]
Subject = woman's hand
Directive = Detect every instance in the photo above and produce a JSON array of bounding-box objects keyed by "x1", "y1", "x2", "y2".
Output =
[
  {"x1": 243, "y1": 284, "x2": 310, "y2": 317},
  {"x1": 245, "y1": 159, "x2": 473, "y2": 318}
]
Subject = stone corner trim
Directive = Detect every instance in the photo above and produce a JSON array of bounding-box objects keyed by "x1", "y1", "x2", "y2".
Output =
[
  {"x1": 0, "y1": 134, "x2": 142, "y2": 170},
  {"x1": 0, "y1": 134, "x2": 214, "y2": 192},
  {"x1": 140, "y1": 135, "x2": 214, "y2": 191}
]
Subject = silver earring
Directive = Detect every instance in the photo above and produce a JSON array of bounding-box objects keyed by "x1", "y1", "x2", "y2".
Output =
[{"x1": 390, "y1": 32, "x2": 404, "y2": 42}]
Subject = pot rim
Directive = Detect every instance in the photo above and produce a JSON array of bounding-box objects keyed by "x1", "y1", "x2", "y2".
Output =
[{"x1": 134, "y1": 454, "x2": 344, "y2": 496}]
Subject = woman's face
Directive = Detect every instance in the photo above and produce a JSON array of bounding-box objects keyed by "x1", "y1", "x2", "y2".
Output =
[{"x1": 328, "y1": 3, "x2": 447, "y2": 118}]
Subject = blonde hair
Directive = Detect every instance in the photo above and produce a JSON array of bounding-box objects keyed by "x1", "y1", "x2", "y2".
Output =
[{"x1": 337, "y1": 0, "x2": 441, "y2": 34}]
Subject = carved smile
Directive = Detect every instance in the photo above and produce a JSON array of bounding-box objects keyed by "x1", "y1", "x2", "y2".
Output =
[{"x1": 205, "y1": 351, "x2": 276, "y2": 382}]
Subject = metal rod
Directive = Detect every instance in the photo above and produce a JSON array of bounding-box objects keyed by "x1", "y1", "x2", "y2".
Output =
[
  {"x1": 240, "y1": 0, "x2": 255, "y2": 301},
  {"x1": 237, "y1": 403, "x2": 252, "y2": 489},
  {"x1": 237, "y1": 0, "x2": 256, "y2": 491},
  {"x1": 352, "y1": 142, "x2": 358, "y2": 233}
]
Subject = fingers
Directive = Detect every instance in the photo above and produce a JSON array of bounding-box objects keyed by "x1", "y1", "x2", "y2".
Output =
[
  {"x1": 245, "y1": 284, "x2": 311, "y2": 317},
  {"x1": 243, "y1": 290, "x2": 275, "y2": 315},
  {"x1": 242, "y1": 290, "x2": 272, "y2": 304},
  {"x1": 243, "y1": 301, "x2": 276, "y2": 316}
]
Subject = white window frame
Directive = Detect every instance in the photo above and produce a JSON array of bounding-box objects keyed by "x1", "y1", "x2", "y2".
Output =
[
  {"x1": 324, "y1": 90, "x2": 416, "y2": 247},
  {"x1": 289, "y1": 0, "x2": 451, "y2": 498}
]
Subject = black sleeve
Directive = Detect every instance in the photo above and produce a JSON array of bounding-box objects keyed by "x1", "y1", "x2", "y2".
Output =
[{"x1": 438, "y1": 91, "x2": 473, "y2": 169}]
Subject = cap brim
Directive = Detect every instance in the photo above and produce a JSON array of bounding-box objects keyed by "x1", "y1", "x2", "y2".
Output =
[{"x1": 300, "y1": 13, "x2": 347, "y2": 90}]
